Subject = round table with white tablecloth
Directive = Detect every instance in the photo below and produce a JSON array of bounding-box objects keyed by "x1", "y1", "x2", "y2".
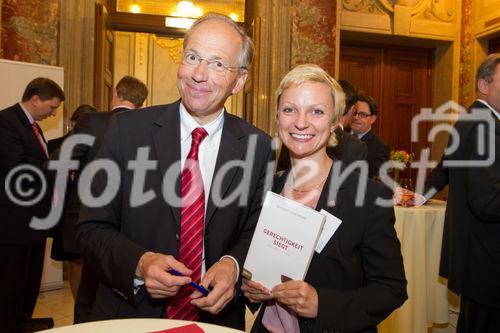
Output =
[
  {"x1": 38, "y1": 318, "x2": 245, "y2": 333},
  {"x1": 378, "y1": 200, "x2": 458, "y2": 333}
]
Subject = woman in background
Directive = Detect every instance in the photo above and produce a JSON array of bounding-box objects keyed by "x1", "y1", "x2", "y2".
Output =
[{"x1": 242, "y1": 64, "x2": 407, "y2": 333}]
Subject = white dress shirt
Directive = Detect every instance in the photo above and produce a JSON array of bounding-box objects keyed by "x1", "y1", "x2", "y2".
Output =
[{"x1": 179, "y1": 102, "x2": 223, "y2": 208}]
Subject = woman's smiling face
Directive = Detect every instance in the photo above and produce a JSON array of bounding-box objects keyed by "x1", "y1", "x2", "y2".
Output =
[{"x1": 278, "y1": 81, "x2": 335, "y2": 160}]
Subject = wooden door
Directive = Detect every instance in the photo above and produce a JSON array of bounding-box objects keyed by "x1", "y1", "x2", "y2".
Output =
[
  {"x1": 339, "y1": 46, "x2": 382, "y2": 107},
  {"x1": 340, "y1": 45, "x2": 432, "y2": 166},
  {"x1": 379, "y1": 48, "x2": 432, "y2": 160},
  {"x1": 94, "y1": 2, "x2": 114, "y2": 110}
]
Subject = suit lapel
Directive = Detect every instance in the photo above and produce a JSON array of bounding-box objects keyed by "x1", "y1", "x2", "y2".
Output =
[
  {"x1": 205, "y1": 113, "x2": 247, "y2": 225},
  {"x1": 151, "y1": 102, "x2": 182, "y2": 227},
  {"x1": 316, "y1": 165, "x2": 349, "y2": 217}
]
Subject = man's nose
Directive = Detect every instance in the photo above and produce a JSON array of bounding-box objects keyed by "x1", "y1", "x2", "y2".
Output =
[{"x1": 192, "y1": 60, "x2": 209, "y2": 82}]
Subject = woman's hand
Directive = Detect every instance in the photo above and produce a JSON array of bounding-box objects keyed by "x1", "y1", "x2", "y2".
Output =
[
  {"x1": 241, "y1": 278, "x2": 273, "y2": 303},
  {"x1": 272, "y1": 280, "x2": 318, "y2": 318}
]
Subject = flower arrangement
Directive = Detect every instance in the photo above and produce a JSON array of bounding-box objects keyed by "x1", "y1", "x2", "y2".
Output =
[
  {"x1": 390, "y1": 150, "x2": 414, "y2": 167},
  {"x1": 390, "y1": 150, "x2": 414, "y2": 182}
]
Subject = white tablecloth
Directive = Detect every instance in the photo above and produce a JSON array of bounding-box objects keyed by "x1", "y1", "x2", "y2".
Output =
[
  {"x1": 379, "y1": 200, "x2": 452, "y2": 333},
  {"x1": 39, "y1": 318, "x2": 245, "y2": 333}
]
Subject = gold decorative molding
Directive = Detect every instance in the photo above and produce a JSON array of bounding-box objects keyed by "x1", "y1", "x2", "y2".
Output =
[
  {"x1": 343, "y1": 0, "x2": 365, "y2": 11},
  {"x1": 343, "y1": 0, "x2": 454, "y2": 21},
  {"x1": 342, "y1": 0, "x2": 390, "y2": 15},
  {"x1": 152, "y1": 35, "x2": 183, "y2": 63},
  {"x1": 423, "y1": 0, "x2": 454, "y2": 22},
  {"x1": 378, "y1": 0, "x2": 395, "y2": 13},
  {"x1": 138, "y1": 33, "x2": 146, "y2": 65}
]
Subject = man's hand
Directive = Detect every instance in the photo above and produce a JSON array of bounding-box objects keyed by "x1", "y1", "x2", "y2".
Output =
[
  {"x1": 190, "y1": 257, "x2": 238, "y2": 314},
  {"x1": 272, "y1": 280, "x2": 318, "y2": 318},
  {"x1": 136, "y1": 252, "x2": 192, "y2": 299},
  {"x1": 241, "y1": 278, "x2": 272, "y2": 304}
]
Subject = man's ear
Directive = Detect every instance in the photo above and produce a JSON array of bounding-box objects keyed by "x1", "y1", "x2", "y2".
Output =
[
  {"x1": 30, "y1": 95, "x2": 41, "y2": 106},
  {"x1": 231, "y1": 71, "x2": 248, "y2": 95},
  {"x1": 370, "y1": 115, "x2": 377, "y2": 125},
  {"x1": 477, "y1": 78, "x2": 489, "y2": 96}
]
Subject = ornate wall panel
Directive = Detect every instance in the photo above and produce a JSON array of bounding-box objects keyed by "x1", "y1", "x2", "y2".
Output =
[
  {"x1": 291, "y1": 0, "x2": 337, "y2": 75},
  {"x1": 248, "y1": 0, "x2": 292, "y2": 134},
  {"x1": 1, "y1": 0, "x2": 59, "y2": 65},
  {"x1": 340, "y1": 0, "x2": 392, "y2": 34},
  {"x1": 149, "y1": 35, "x2": 182, "y2": 106},
  {"x1": 340, "y1": 0, "x2": 459, "y2": 40},
  {"x1": 410, "y1": 0, "x2": 458, "y2": 39},
  {"x1": 459, "y1": 0, "x2": 473, "y2": 107},
  {"x1": 473, "y1": 0, "x2": 500, "y2": 37},
  {"x1": 59, "y1": 0, "x2": 96, "y2": 129}
]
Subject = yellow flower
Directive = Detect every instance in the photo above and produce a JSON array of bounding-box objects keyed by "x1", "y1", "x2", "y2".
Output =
[{"x1": 390, "y1": 150, "x2": 414, "y2": 165}]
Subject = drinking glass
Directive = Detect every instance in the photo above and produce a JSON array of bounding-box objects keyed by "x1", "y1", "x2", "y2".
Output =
[{"x1": 399, "y1": 178, "x2": 414, "y2": 207}]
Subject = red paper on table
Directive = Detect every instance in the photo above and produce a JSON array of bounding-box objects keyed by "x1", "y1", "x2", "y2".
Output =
[{"x1": 147, "y1": 323, "x2": 205, "y2": 333}]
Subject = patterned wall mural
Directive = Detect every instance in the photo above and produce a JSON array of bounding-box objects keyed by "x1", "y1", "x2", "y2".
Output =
[
  {"x1": 459, "y1": 0, "x2": 473, "y2": 107},
  {"x1": 1, "y1": 0, "x2": 59, "y2": 65},
  {"x1": 291, "y1": 0, "x2": 337, "y2": 75}
]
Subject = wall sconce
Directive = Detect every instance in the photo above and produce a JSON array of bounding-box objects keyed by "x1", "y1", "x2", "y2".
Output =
[
  {"x1": 229, "y1": 13, "x2": 238, "y2": 21},
  {"x1": 129, "y1": 1, "x2": 141, "y2": 13},
  {"x1": 165, "y1": 1, "x2": 203, "y2": 29}
]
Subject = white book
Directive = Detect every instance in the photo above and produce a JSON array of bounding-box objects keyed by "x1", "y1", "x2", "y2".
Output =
[{"x1": 242, "y1": 191, "x2": 326, "y2": 290}]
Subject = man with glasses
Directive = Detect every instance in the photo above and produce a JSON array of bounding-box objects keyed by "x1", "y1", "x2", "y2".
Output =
[
  {"x1": 350, "y1": 93, "x2": 389, "y2": 179},
  {"x1": 76, "y1": 13, "x2": 274, "y2": 329}
]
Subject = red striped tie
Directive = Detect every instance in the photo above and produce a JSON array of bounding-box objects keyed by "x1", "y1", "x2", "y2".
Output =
[
  {"x1": 167, "y1": 127, "x2": 208, "y2": 321},
  {"x1": 32, "y1": 122, "x2": 48, "y2": 158}
]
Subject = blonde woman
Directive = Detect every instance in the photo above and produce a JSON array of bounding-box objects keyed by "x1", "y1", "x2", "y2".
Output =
[{"x1": 242, "y1": 64, "x2": 407, "y2": 333}]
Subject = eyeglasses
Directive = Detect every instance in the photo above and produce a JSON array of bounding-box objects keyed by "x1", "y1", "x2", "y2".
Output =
[
  {"x1": 182, "y1": 52, "x2": 244, "y2": 73},
  {"x1": 353, "y1": 111, "x2": 372, "y2": 119}
]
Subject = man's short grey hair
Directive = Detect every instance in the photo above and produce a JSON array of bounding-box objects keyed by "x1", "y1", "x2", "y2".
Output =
[
  {"x1": 183, "y1": 12, "x2": 254, "y2": 71},
  {"x1": 476, "y1": 53, "x2": 500, "y2": 86}
]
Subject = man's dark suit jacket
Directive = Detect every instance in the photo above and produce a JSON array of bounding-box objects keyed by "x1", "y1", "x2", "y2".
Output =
[
  {"x1": 0, "y1": 103, "x2": 51, "y2": 244},
  {"x1": 439, "y1": 100, "x2": 500, "y2": 307},
  {"x1": 251, "y1": 168, "x2": 407, "y2": 333},
  {"x1": 276, "y1": 127, "x2": 368, "y2": 171},
  {"x1": 359, "y1": 129, "x2": 389, "y2": 179},
  {"x1": 76, "y1": 101, "x2": 274, "y2": 329}
]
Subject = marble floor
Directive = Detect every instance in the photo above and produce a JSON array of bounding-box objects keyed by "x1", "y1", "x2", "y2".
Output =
[
  {"x1": 33, "y1": 280, "x2": 259, "y2": 331},
  {"x1": 33, "y1": 281, "x2": 74, "y2": 328}
]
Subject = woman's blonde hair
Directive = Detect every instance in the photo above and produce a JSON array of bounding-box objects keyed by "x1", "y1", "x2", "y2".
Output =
[{"x1": 275, "y1": 64, "x2": 345, "y2": 147}]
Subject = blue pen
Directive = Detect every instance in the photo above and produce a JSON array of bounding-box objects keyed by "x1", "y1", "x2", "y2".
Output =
[{"x1": 169, "y1": 269, "x2": 210, "y2": 296}]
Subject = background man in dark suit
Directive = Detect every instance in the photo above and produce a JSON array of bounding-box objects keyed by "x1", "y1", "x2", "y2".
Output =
[
  {"x1": 0, "y1": 77, "x2": 65, "y2": 332},
  {"x1": 76, "y1": 13, "x2": 274, "y2": 329},
  {"x1": 438, "y1": 53, "x2": 500, "y2": 332},
  {"x1": 350, "y1": 94, "x2": 390, "y2": 179},
  {"x1": 61, "y1": 76, "x2": 148, "y2": 323},
  {"x1": 48, "y1": 103, "x2": 97, "y2": 302}
]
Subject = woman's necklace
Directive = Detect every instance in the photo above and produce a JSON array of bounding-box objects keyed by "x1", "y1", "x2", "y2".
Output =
[{"x1": 290, "y1": 173, "x2": 329, "y2": 193}]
